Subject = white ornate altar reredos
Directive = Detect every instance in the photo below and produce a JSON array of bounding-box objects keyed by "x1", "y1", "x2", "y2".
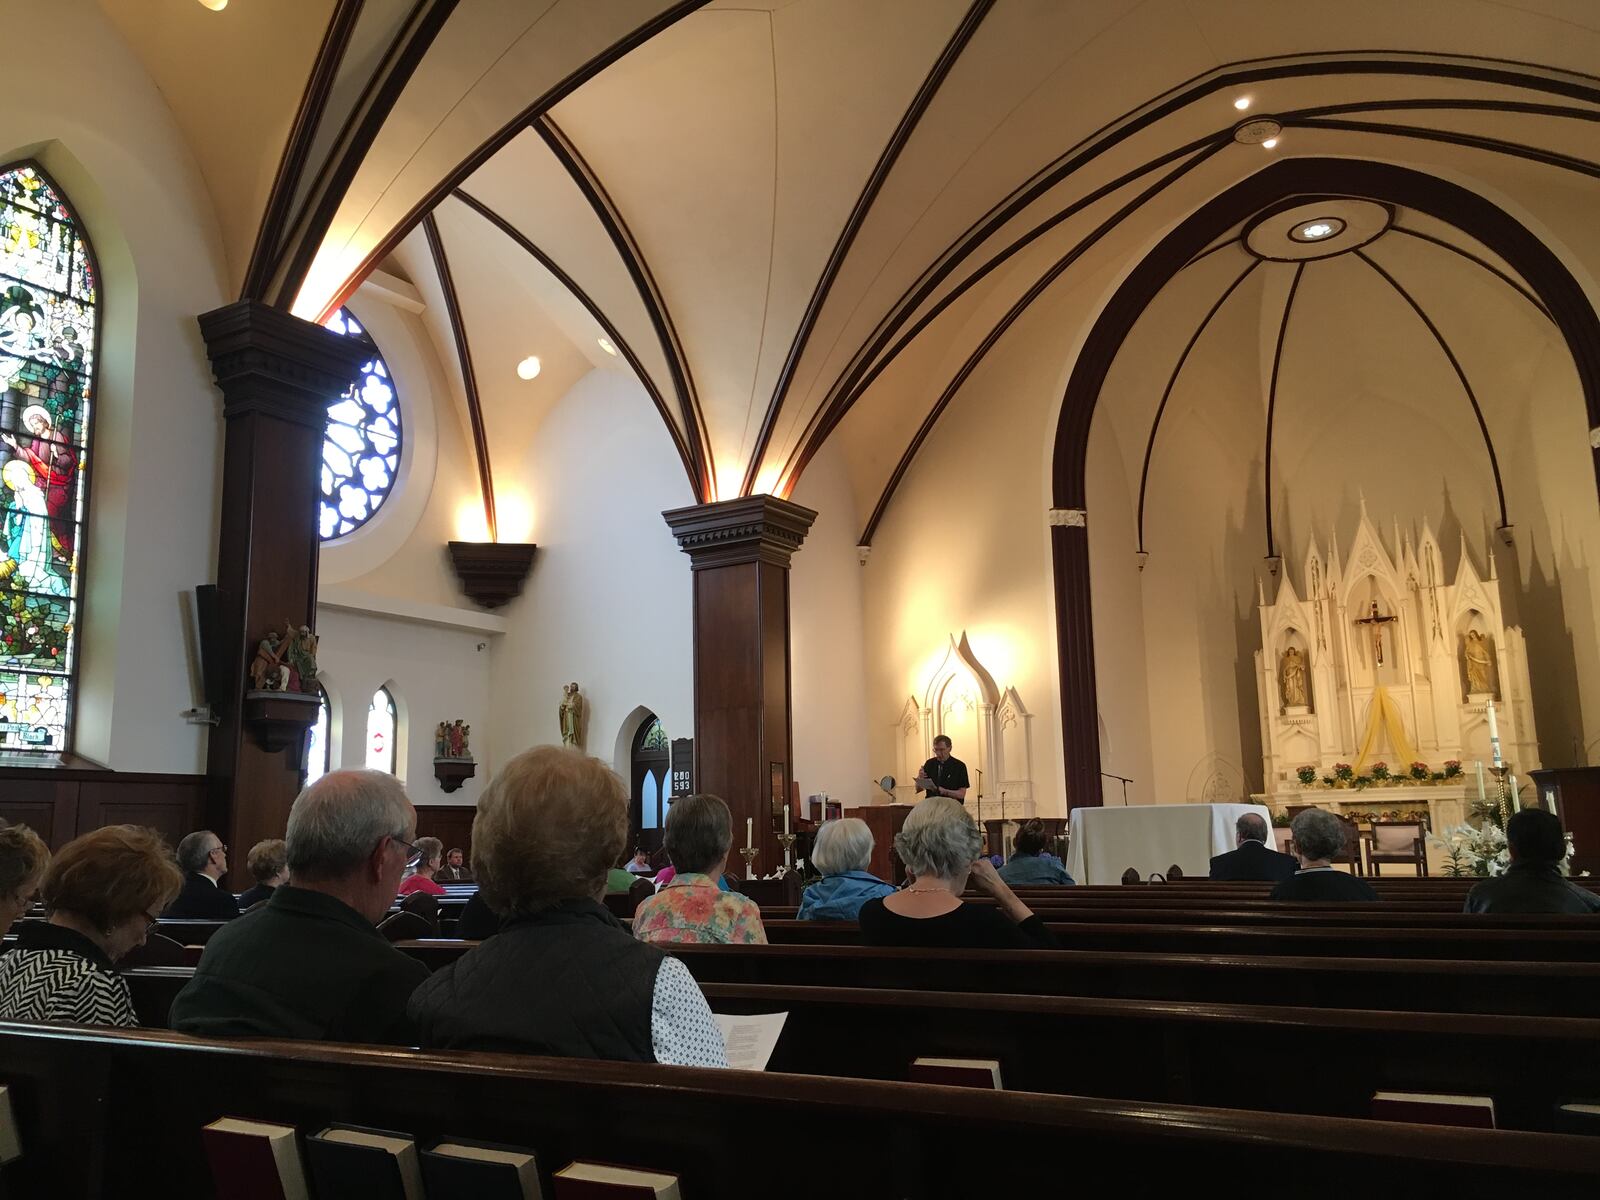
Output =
[
  {"x1": 1252, "y1": 508, "x2": 1539, "y2": 825},
  {"x1": 891, "y1": 633, "x2": 1037, "y2": 823}
]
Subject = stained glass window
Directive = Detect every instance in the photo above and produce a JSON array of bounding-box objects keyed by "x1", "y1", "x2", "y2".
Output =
[
  {"x1": 641, "y1": 771, "x2": 660, "y2": 830},
  {"x1": 0, "y1": 164, "x2": 95, "y2": 756},
  {"x1": 303, "y1": 685, "x2": 331, "y2": 788},
  {"x1": 320, "y1": 308, "x2": 401, "y2": 539},
  {"x1": 366, "y1": 685, "x2": 396, "y2": 774},
  {"x1": 642, "y1": 719, "x2": 669, "y2": 752}
]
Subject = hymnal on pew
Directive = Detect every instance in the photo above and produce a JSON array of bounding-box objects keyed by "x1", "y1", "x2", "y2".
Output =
[
  {"x1": 200, "y1": 1117, "x2": 310, "y2": 1200},
  {"x1": 1371, "y1": 1092, "x2": 1496, "y2": 1128},
  {"x1": 909, "y1": 1057, "x2": 1004, "y2": 1089},
  {"x1": 422, "y1": 1137, "x2": 543, "y2": 1199},
  {"x1": 553, "y1": 1160, "x2": 682, "y2": 1198},
  {"x1": 306, "y1": 1125, "x2": 425, "y2": 1200},
  {"x1": 712, "y1": 1011, "x2": 787, "y2": 1070}
]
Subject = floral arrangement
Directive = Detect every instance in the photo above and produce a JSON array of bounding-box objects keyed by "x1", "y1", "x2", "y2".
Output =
[
  {"x1": 1443, "y1": 760, "x2": 1463, "y2": 779},
  {"x1": 1408, "y1": 761, "x2": 1430, "y2": 781},
  {"x1": 1370, "y1": 761, "x2": 1390, "y2": 781},
  {"x1": 1296, "y1": 765, "x2": 1318, "y2": 785},
  {"x1": 1333, "y1": 762, "x2": 1354, "y2": 782}
]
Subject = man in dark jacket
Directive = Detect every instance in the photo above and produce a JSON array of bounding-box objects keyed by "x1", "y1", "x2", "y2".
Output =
[
  {"x1": 170, "y1": 772, "x2": 429, "y2": 1045},
  {"x1": 1210, "y1": 813, "x2": 1298, "y2": 882},
  {"x1": 163, "y1": 830, "x2": 241, "y2": 920},
  {"x1": 1465, "y1": 809, "x2": 1600, "y2": 914}
]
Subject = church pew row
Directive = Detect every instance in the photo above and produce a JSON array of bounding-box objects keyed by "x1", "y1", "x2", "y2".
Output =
[
  {"x1": 114, "y1": 969, "x2": 1600, "y2": 1133},
  {"x1": 753, "y1": 921, "x2": 1600, "y2": 961},
  {"x1": 751, "y1": 905, "x2": 1600, "y2": 927},
  {"x1": 2, "y1": 1023, "x2": 1596, "y2": 1199}
]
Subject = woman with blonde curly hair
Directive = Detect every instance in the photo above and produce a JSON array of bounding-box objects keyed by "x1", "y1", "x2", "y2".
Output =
[
  {"x1": 0, "y1": 825, "x2": 182, "y2": 1027},
  {"x1": 0, "y1": 821, "x2": 49, "y2": 930},
  {"x1": 408, "y1": 745, "x2": 727, "y2": 1067}
]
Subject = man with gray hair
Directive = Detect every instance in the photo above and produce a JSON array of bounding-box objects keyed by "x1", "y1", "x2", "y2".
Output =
[
  {"x1": 1208, "y1": 811, "x2": 1298, "y2": 882},
  {"x1": 163, "y1": 829, "x2": 241, "y2": 920},
  {"x1": 170, "y1": 771, "x2": 430, "y2": 1044}
]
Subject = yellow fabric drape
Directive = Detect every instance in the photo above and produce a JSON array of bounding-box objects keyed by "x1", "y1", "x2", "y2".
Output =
[{"x1": 1353, "y1": 685, "x2": 1417, "y2": 772}]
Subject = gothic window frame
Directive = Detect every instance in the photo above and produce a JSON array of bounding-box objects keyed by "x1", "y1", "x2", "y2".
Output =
[
  {"x1": 0, "y1": 161, "x2": 102, "y2": 759},
  {"x1": 319, "y1": 307, "x2": 403, "y2": 541},
  {"x1": 302, "y1": 683, "x2": 332, "y2": 788},
  {"x1": 366, "y1": 684, "x2": 398, "y2": 776}
]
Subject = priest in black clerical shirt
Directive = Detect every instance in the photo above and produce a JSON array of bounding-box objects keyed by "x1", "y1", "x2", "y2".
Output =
[{"x1": 916, "y1": 735, "x2": 970, "y2": 803}]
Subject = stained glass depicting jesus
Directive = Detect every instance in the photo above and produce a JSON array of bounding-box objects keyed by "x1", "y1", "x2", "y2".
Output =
[{"x1": 2, "y1": 459, "x2": 68, "y2": 595}]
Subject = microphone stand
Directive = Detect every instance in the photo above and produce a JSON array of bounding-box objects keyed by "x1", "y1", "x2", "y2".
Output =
[{"x1": 1100, "y1": 771, "x2": 1133, "y2": 806}]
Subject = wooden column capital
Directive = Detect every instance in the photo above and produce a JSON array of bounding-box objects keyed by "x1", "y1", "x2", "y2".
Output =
[
  {"x1": 663, "y1": 495, "x2": 816, "y2": 569},
  {"x1": 199, "y1": 300, "x2": 369, "y2": 428}
]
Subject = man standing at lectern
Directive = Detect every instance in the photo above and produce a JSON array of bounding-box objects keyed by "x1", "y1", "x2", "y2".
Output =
[{"x1": 916, "y1": 735, "x2": 970, "y2": 803}]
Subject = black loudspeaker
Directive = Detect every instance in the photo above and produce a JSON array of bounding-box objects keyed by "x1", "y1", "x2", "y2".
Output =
[{"x1": 193, "y1": 584, "x2": 228, "y2": 710}]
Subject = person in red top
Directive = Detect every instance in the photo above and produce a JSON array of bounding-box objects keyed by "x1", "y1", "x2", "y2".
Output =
[{"x1": 397, "y1": 837, "x2": 446, "y2": 897}]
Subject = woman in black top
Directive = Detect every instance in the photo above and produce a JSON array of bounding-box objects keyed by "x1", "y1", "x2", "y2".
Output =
[
  {"x1": 858, "y1": 796, "x2": 1054, "y2": 949},
  {"x1": 1269, "y1": 808, "x2": 1377, "y2": 901}
]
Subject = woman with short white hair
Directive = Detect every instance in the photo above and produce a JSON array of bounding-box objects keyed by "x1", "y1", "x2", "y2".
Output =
[
  {"x1": 797, "y1": 818, "x2": 895, "y2": 921},
  {"x1": 857, "y1": 797, "x2": 1054, "y2": 948}
]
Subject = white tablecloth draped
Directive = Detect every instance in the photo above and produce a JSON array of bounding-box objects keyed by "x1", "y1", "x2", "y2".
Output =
[{"x1": 1064, "y1": 803, "x2": 1274, "y2": 885}]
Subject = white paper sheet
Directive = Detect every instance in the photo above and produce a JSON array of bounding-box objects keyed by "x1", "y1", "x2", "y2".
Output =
[{"x1": 713, "y1": 1011, "x2": 788, "y2": 1071}]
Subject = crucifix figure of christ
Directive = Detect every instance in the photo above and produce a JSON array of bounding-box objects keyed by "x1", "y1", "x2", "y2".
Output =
[{"x1": 1354, "y1": 600, "x2": 1399, "y2": 666}]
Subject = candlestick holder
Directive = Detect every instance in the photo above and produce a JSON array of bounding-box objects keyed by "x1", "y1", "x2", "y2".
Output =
[
  {"x1": 739, "y1": 846, "x2": 759, "y2": 880},
  {"x1": 776, "y1": 832, "x2": 797, "y2": 871},
  {"x1": 1488, "y1": 763, "x2": 1516, "y2": 827}
]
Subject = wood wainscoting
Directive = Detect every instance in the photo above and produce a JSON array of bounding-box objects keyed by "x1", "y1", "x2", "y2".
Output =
[
  {"x1": 414, "y1": 804, "x2": 476, "y2": 866},
  {"x1": 0, "y1": 768, "x2": 207, "y2": 850}
]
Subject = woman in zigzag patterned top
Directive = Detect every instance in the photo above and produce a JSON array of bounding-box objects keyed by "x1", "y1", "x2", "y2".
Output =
[{"x1": 0, "y1": 825, "x2": 182, "y2": 1028}]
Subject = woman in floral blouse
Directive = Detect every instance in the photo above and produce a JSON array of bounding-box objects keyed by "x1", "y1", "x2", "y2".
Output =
[{"x1": 633, "y1": 794, "x2": 766, "y2": 945}]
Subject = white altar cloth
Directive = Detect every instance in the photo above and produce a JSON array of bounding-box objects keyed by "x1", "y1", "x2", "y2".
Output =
[{"x1": 1064, "y1": 802, "x2": 1274, "y2": 885}]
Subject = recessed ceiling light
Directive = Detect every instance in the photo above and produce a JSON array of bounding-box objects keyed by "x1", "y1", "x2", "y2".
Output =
[
  {"x1": 516, "y1": 355, "x2": 542, "y2": 380},
  {"x1": 1233, "y1": 97, "x2": 1251, "y2": 111},
  {"x1": 1261, "y1": 137, "x2": 1279, "y2": 150},
  {"x1": 596, "y1": 336, "x2": 618, "y2": 357},
  {"x1": 197, "y1": 0, "x2": 228, "y2": 9},
  {"x1": 1290, "y1": 217, "x2": 1346, "y2": 243}
]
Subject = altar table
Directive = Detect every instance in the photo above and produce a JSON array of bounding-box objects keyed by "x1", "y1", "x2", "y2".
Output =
[{"x1": 1064, "y1": 802, "x2": 1274, "y2": 885}]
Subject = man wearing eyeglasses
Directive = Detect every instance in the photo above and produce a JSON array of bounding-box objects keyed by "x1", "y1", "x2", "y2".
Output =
[
  {"x1": 171, "y1": 771, "x2": 430, "y2": 1046},
  {"x1": 163, "y1": 830, "x2": 242, "y2": 920}
]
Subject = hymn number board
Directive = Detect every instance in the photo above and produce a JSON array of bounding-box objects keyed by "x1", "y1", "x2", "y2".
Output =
[{"x1": 670, "y1": 737, "x2": 693, "y2": 800}]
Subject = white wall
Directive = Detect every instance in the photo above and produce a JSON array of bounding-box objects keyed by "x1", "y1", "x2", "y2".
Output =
[
  {"x1": 313, "y1": 607, "x2": 493, "y2": 808},
  {"x1": 789, "y1": 441, "x2": 871, "y2": 800},
  {"x1": 489, "y1": 369, "x2": 696, "y2": 779},
  {"x1": 4, "y1": 2, "x2": 228, "y2": 772}
]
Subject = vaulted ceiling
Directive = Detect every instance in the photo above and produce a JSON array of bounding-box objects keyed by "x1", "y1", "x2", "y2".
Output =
[{"x1": 100, "y1": 0, "x2": 1600, "y2": 539}]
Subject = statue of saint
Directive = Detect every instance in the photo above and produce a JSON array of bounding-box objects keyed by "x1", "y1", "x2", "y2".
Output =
[
  {"x1": 1464, "y1": 630, "x2": 1494, "y2": 695},
  {"x1": 1280, "y1": 646, "x2": 1309, "y2": 708},
  {"x1": 559, "y1": 682, "x2": 584, "y2": 748},
  {"x1": 249, "y1": 632, "x2": 288, "y2": 692},
  {"x1": 434, "y1": 722, "x2": 449, "y2": 759},
  {"x1": 283, "y1": 622, "x2": 319, "y2": 693}
]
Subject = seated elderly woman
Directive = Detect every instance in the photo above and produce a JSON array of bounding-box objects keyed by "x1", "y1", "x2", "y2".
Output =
[
  {"x1": 997, "y1": 820, "x2": 1075, "y2": 887},
  {"x1": 632, "y1": 794, "x2": 766, "y2": 945},
  {"x1": 0, "y1": 825, "x2": 182, "y2": 1027},
  {"x1": 1269, "y1": 809, "x2": 1378, "y2": 901},
  {"x1": 398, "y1": 837, "x2": 447, "y2": 897},
  {"x1": 238, "y1": 838, "x2": 288, "y2": 910},
  {"x1": 797, "y1": 818, "x2": 895, "y2": 920},
  {"x1": 408, "y1": 746, "x2": 728, "y2": 1066},
  {"x1": 857, "y1": 797, "x2": 1054, "y2": 948},
  {"x1": 0, "y1": 822, "x2": 50, "y2": 930}
]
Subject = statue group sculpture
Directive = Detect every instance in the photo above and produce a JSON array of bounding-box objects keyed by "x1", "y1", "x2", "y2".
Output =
[
  {"x1": 248, "y1": 621, "x2": 320, "y2": 694},
  {"x1": 434, "y1": 719, "x2": 472, "y2": 760}
]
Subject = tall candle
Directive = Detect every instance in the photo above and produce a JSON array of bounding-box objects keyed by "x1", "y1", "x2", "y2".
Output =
[
  {"x1": 1509, "y1": 774, "x2": 1520, "y2": 810},
  {"x1": 1475, "y1": 760, "x2": 1486, "y2": 805},
  {"x1": 745, "y1": 816, "x2": 753, "y2": 850},
  {"x1": 783, "y1": 804, "x2": 790, "y2": 835},
  {"x1": 1486, "y1": 700, "x2": 1503, "y2": 767}
]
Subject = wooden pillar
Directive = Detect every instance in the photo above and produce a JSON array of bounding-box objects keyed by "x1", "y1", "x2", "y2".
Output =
[
  {"x1": 664, "y1": 496, "x2": 815, "y2": 879},
  {"x1": 1050, "y1": 508, "x2": 1104, "y2": 809},
  {"x1": 199, "y1": 301, "x2": 367, "y2": 886}
]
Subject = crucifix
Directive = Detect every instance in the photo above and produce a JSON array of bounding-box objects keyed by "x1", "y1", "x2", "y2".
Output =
[{"x1": 1354, "y1": 600, "x2": 1399, "y2": 665}]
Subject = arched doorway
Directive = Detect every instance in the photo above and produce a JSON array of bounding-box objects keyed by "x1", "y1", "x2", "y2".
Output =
[{"x1": 630, "y1": 714, "x2": 671, "y2": 854}]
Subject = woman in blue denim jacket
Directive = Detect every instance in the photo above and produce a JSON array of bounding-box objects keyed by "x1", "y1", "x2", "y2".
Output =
[
  {"x1": 798, "y1": 818, "x2": 896, "y2": 920},
  {"x1": 996, "y1": 819, "x2": 1075, "y2": 886}
]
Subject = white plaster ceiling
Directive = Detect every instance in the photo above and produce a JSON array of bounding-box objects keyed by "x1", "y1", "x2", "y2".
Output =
[{"x1": 130, "y1": 0, "x2": 1600, "y2": 535}]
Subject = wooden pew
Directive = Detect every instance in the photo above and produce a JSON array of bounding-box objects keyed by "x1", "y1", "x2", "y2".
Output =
[
  {"x1": 2, "y1": 1022, "x2": 1596, "y2": 1198},
  {"x1": 117, "y1": 970, "x2": 1600, "y2": 1133},
  {"x1": 761, "y1": 905, "x2": 1600, "y2": 927},
  {"x1": 755, "y1": 920, "x2": 1600, "y2": 961}
]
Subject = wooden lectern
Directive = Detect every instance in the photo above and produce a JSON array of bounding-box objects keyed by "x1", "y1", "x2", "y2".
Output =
[
  {"x1": 1530, "y1": 767, "x2": 1600, "y2": 876},
  {"x1": 848, "y1": 805, "x2": 913, "y2": 885}
]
